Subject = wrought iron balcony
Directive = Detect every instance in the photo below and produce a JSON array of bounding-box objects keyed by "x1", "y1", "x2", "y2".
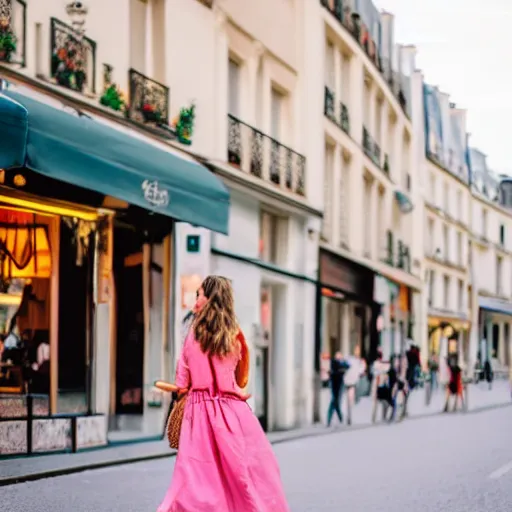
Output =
[
  {"x1": 383, "y1": 154, "x2": 390, "y2": 174},
  {"x1": 227, "y1": 114, "x2": 305, "y2": 196},
  {"x1": 321, "y1": 0, "x2": 343, "y2": 22},
  {"x1": 50, "y1": 17, "x2": 96, "y2": 93},
  {"x1": 397, "y1": 240, "x2": 411, "y2": 272},
  {"x1": 372, "y1": 141, "x2": 381, "y2": 167},
  {"x1": 324, "y1": 86, "x2": 335, "y2": 122},
  {"x1": 0, "y1": 0, "x2": 26, "y2": 66},
  {"x1": 362, "y1": 126, "x2": 372, "y2": 157},
  {"x1": 385, "y1": 230, "x2": 393, "y2": 265},
  {"x1": 340, "y1": 102, "x2": 350, "y2": 134},
  {"x1": 128, "y1": 69, "x2": 169, "y2": 125}
]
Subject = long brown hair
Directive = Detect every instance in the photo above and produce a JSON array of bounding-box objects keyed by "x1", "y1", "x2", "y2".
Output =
[{"x1": 193, "y1": 275, "x2": 239, "y2": 356}]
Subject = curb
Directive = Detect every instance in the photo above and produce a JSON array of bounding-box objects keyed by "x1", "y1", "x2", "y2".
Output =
[{"x1": 1, "y1": 400, "x2": 510, "y2": 487}]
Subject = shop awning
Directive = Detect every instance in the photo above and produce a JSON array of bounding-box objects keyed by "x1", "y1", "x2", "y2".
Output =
[
  {"x1": 394, "y1": 190, "x2": 413, "y2": 213},
  {"x1": 0, "y1": 86, "x2": 230, "y2": 234},
  {"x1": 479, "y1": 296, "x2": 512, "y2": 316}
]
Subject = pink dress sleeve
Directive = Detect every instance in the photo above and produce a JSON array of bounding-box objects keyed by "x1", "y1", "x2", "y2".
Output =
[{"x1": 175, "y1": 333, "x2": 191, "y2": 389}]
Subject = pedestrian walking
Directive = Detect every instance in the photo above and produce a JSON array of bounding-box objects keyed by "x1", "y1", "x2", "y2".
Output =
[
  {"x1": 344, "y1": 345, "x2": 366, "y2": 426},
  {"x1": 157, "y1": 276, "x2": 289, "y2": 512},
  {"x1": 443, "y1": 355, "x2": 464, "y2": 412},
  {"x1": 326, "y1": 351, "x2": 350, "y2": 427},
  {"x1": 484, "y1": 359, "x2": 493, "y2": 390},
  {"x1": 428, "y1": 353, "x2": 439, "y2": 391},
  {"x1": 371, "y1": 351, "x2": 392, "y2": 423}
]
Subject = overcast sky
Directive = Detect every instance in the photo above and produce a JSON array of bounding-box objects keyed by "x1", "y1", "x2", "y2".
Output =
[{"x1": 373, "y1": 0, "x2": 511, "y2": 174}]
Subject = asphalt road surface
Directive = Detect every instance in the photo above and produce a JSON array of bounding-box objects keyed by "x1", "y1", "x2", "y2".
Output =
[{"x1": 3, "y1": 406, "x2": 512, "y2": 511}]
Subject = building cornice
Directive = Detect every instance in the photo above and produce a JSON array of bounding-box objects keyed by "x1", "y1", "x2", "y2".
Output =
[{"x1": 426, "y1": 155, "x2": 470, "y2": 188}]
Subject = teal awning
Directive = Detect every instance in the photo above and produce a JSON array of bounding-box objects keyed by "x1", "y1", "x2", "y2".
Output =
[{"x1": 0, "y1": 87, "x2": 230, "y2": 234}]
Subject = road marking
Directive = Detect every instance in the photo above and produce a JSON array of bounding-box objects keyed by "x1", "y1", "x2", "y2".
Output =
[{"x1": 489, "y1": 461, "x2": 512, "y2": 480}]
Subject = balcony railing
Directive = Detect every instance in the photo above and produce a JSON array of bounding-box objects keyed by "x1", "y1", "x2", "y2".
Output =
[
  {"x1": 362, "y1": 127, "x2": 383, "y2": 169},
  {"x1": 227, "y1": 114, "x2": 305, "y2": 196},
  {"x1": 325, "y1": 87, "x2": 350, "y2": 135},
  {"x1": 50, "y1": 17, "x2": 96, "y2": 94},
  {"x1": 324, "y1": 86, "x2": 335, "y2": 121},
  {"x1": 0, "y1": 0, "x2": 26, "y2": 66},
  {"x1": 320, "y1": 0, "x2": 408, "y2": 116},
  {"x1": 128, "y1": 69, "x2": 169, "y2": 125},
  {"x1": 340, "y1": 102, "x2": 349, "y2": 134},
  {"x1": 384, "y1": 231, "x2": 411, "y2": 272},
  {"x1": 362, "y1": 126, "x2": 372, "y2": 157}
]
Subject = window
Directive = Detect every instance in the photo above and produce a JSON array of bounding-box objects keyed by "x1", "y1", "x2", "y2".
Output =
[
  {"x1": 500, "y1": 224, "x2": 505, "y2": 246},
  {"x1": 322, "y1": 145, "x2": 334, "y2": 242},
  {"x1": 443, "y1": 275, "x2": 450, "y2": 309},
  {"x1": 443, "y1": 182, "x2": 449, "y2": 212},
  {"x1": 443, "y1": 224, "x2": 449, "y2": 261},
  {"x1": 228, "y1": 58, "x2": 241, "y2": 116},
  {"x1": 270, "y1": 88, "x2": 284, "y2": 140},
  {"x1": 426, "y1": 218, "x2": 434, "y2": 255},
  {"x1": 430, "y1": 174, "x2": 436, "y2": 203},
  {"x1": 259, "y1": 210, "x2": 287, "y2": 265},
  {"x1": 456, "y1": 231, "x2": 462, "y2": 266},
  {"x1": 457, "y1": 189, "x2": 462, "y2": 221},
  {"x1": 325, "y1": 40, "x2": 335, "y2": 89},
  {"x1": 482, "y1": 209, "x2": 488, "y2": 238},
  {"x1": 457, "y1": 279, "x2": 464, "y2": 312},
  {"x1": 497, "y1": 256, "x2": 503, "y2": 295},
  {"x1": 428, "y1": 270, "x2": 435, "y2": 306}
]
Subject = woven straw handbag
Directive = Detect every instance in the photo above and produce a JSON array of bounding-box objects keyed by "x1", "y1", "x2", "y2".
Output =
[{"x1": 166, "y1": 392, "x2": 187, "y2": 449}]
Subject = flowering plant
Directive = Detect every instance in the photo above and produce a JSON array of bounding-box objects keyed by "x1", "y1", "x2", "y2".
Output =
[
  {"x1": 100, "y1": 84, "x2": 127, "y2": 112},
  {"x1": 51, "y1": 39, "x2": 87, "y2": 92},
  {"x1": 0, "y1": 16, "x2": 17, "y2": 62}
]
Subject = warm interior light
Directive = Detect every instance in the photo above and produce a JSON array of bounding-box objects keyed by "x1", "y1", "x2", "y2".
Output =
[{"x1": 0, "y1": 193, "x2": 99, "y2": 221}]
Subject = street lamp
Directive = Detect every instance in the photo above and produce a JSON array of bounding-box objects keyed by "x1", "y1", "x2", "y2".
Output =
[{"x1": 66, "y1": 1, "x2": 88, "y2": 35}]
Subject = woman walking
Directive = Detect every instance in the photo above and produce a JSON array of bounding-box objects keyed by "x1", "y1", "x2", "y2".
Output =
[{"x1": 157, "y1": 275, "x2": 289, "y2": 512}]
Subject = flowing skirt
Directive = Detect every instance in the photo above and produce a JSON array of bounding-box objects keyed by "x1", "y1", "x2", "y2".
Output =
[{"x1": 157, "y1": 390, "x2": 290, "y2": 512}]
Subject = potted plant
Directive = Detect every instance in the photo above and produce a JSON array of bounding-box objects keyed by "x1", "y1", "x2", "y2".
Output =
[
  {"x1": 142, "y1": 103, "x2": 162, "y2": 123},
  {"x1": 51, "y1": 40, "x2": 88, "y2": 93},
  {"x1": 174, "y1": 103, "x2": 195, "y2": 145},
  {"x1": 100, "y1": 84, "x2": 126, "y2": 113},
  {"x1": 0, "y1": 17, "x2": 17, "y2": 62}
]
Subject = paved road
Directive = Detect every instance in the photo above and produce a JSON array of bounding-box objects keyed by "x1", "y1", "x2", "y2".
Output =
[{"x1": 3, "y1": 406, "x2": 512, "y2": 511}]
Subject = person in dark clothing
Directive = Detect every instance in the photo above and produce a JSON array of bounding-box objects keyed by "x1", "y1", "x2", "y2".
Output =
[
  {"x1": 327, "y1": 352, "x2": 350, "y2": 426},
  {"x1": 484, "y1": 359, "x2": 493, "y2": 390}
]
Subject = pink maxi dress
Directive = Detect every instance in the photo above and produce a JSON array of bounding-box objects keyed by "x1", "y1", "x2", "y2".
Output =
[{"x1": 157, "y1": 332, "x2": 290, "y2": 512}]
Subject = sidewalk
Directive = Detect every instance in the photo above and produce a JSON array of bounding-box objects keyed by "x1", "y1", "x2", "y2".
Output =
[{"x1": 1, "y1": 380, "x2": 510, "y2": 486}]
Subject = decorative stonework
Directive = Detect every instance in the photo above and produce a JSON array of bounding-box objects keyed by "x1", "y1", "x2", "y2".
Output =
[
  {"x1": 0, "y1": 420, "x2": 26, "y2": 455},
  {"x1": 76, "y1": 415, "x2": 107, "y2": 449},
  {"x1": 32, "y1": 418, "x2": 72, "y2": 453}
]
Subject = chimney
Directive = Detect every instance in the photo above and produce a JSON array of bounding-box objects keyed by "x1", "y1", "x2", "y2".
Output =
[
  {"x1": 379, "y1": 11, "x2": 394, "y2": 61},
  {"x1": 400, "y1": 44, "x2": 417, "y2": 77}
]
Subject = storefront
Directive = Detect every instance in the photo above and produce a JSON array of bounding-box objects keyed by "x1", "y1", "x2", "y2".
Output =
[
  {"x1": 477, "y1": 297, "x2": 512, "y2": 371},
  {"x1": 427, "y1": 314, "x2": 470, "y2": 363},
  {"x1": 0, "y1": 80, "x2": 230, "y2": 455},
  {"x1": 317, "y1": 249, "x2": 379, "y2": 377}
]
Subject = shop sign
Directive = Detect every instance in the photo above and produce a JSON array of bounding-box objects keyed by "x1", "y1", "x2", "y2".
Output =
[
  {"x1": 373, "y1": 275, "x2": 390, "y2": 304},
  {"x1": 142, "y1": 180, "x2": 169, "y2": 208},
  {"x1": 319, "y1": 250, "x2": 373, "y2": 301}
]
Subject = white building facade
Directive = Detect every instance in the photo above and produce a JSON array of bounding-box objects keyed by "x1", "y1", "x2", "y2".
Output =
[
  {"x1": 311, "y1": 0, "x2": 424, "y2": 398},
  {"x1": 172, "y1": 1, "x2": 321, "y2": 431},
  {"x1": 469, "y1": 149, "x2": 512, "y2": 374}
]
